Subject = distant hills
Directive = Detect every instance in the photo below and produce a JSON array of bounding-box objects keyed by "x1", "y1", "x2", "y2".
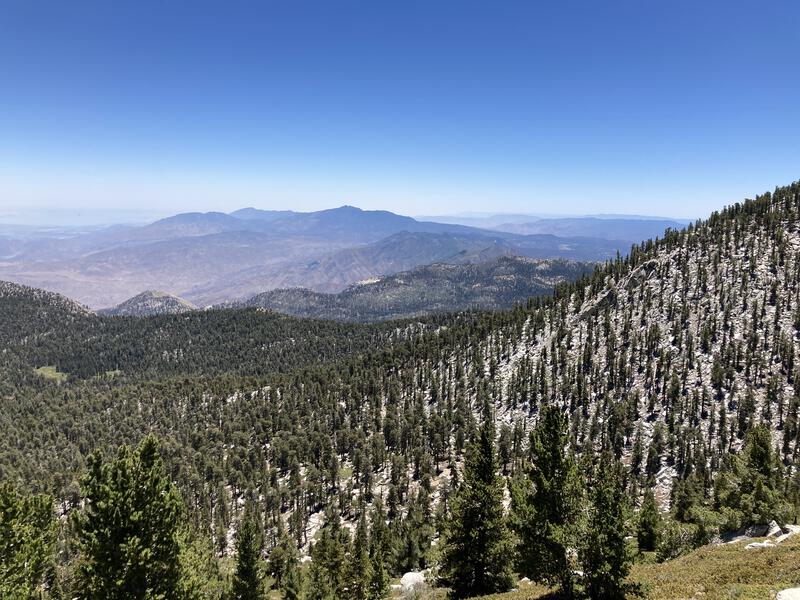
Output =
[
  {"x1": 238, "y1": 256, "x2": 594, "y2": 321},
  {"x1": 0, "y1": 205, "x2": 673, "y2": 308},
  {"x1": 96, "y1": 256, "x2": 594, "y2": 321}
]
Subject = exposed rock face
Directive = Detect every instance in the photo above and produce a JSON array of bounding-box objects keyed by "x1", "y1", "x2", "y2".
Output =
[
  {"x1": 400, "y1": 571, "x2": 426, "y2": 591},
  {"x1": 767, "y1": 520, "x2": 783, "y2": 537}
]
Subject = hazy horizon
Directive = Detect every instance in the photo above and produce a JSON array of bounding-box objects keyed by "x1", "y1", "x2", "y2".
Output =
[{"x1": 0, "y1": 204, "x2": 695, "y2": 229}]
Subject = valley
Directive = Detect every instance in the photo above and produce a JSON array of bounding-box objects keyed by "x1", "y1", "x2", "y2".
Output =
[{"x1": 0, "y1": 207, "x2": 638, "y2": 309}]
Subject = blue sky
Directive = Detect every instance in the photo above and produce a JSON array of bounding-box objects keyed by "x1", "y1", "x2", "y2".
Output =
[{"x1": 1, "y1": 1, "x2": 799, "y2": 220}]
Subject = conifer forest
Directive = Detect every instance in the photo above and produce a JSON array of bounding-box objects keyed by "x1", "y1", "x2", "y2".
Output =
[{"x1": 3, "y1": 182, "x2": 800, "y2": 598}]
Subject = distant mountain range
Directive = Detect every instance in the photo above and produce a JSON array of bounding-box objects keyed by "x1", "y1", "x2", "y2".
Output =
[{"x1": 0, "y1": 205, "x2": 672, "y2": 309}]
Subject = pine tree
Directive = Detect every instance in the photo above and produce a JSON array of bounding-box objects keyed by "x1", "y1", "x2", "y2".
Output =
[
  {"x1": 367, "y1": 500, "x2": 389, "y2": 600},
  {"x1": 514, "y1": 404, "x2": 584, "y2": 597},
  {"x1": 637, "y1": 488, "x2": 661, "y2": 552},
  {"x1": 268, "y1": 519, "x2": 296, "y2": 589},
  {"x1": 281, "y1": 557, "x2": 303, "y2": 600},
  {"x1": 307, "y1": 505, "x2": 350, "y2": 600},
  {"x1": 0, "y1": 484, "x2": 56, "y2": 599},
  {"x1": 581, "y1": 454, "x2": 632, "y2": 599},
  {"x1": 270, "y1": 520, "x2": 303, "y2": 600},
  {"x1": 346, "y1": 510, "x2": 372, "y2": 600},
  {"x1": 232, "y1": 499, "x2": 265, "y2": 600},
  {"x1": 440, "y1": 401, "x2": 514, "y2": 598},
  {"x1": 75, "y1": 435, "x2": 186, "y2": 600}
]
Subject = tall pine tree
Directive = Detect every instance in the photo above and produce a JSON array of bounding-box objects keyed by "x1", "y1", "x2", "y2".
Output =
[
  {"x1": 368, "y1": 499, "x2": 389, "y2": 600},
  {"x1": 440, "y1": 400, "x2": 514, "y2": 599},
  {"x1": 581, "y1": 454, "x2": 632, "y2": 599},
  {"x1": 346, "y1": 510, "x2": 372, "y2": 600},
  {"x1": 637, "y1": 488, "x2": 661, "y2": 552},
  {"x1": 514, "y1": 404, "x2": 584, "y2": 598},
  {"x1": 307, "y1": 504, "x2": 350, "y2": 600},
  {"x1": 0, "y1": 484, "x2": 56, "y2": 599},
  {"x1": 232, "y1": 498, "x2": 265, "y2": 600}
]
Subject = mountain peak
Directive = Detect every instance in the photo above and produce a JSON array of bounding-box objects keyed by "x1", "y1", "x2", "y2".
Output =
[{"x1": 100, "y1": 290, "x2": 197, "y2": 317}]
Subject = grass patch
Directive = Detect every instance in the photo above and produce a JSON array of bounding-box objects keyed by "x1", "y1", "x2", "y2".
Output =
[
  {"x1": 466, "y1": 536, "x2": 800, "y2": 599},
  {"x1": 629, "y1": 535, "x2": 800, "y2": 599},
  {"x1": 34, "y1": 365, "x2": 68, "y2": 382}
]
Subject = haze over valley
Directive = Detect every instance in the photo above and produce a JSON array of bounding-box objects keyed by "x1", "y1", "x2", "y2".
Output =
[{"x1": 0, "y1": 206, "x2": 667, "y2": 312}]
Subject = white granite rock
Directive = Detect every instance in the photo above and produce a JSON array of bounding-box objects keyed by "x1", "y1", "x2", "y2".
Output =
[
  {"x1": 744, "y1": 540, "x2": 775, "y2": 550},
  {"x1": 400, "y1": 571, "x2": 425, "y2": 591}
]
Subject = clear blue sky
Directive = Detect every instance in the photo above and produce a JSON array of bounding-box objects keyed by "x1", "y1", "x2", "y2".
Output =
[{"x1": 1, "y1": 0, "x2": 799, "y2": 220}]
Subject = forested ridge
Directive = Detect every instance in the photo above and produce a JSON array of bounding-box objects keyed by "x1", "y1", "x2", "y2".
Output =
[
  {"x1": 3, "y1": 181, "x2": 800, "y2": 599},
  {"x1": 0, "y1": 283, "x2": 437, "y2": 382},
  {"x1": 238, "y1": 256, "x2": 593, "y2": 322}
]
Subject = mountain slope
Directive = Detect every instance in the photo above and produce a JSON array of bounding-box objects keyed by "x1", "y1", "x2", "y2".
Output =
[
  {"x1": 0, "y1": 284, "x2": 420, "y2": 385},
  {"x1": 99, "y1": 290, "x2": 197, "y2": 316},
  {"x1": 241, "y1": 256, "x2": 594, "y2": 321},
  {"x1": 3, "y1": 182, "x2": 800, "y2": 584},
  {"x1": 0, "y1": 281, "x2": 92, "y2": 345}
]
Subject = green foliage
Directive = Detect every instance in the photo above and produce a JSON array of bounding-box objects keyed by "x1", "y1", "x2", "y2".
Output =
[
  {"x1": 367, "y1": 500, "x2": 390, "y2": 600},
  {"x1": 637, "y1": 489, "x2": 661, "y2": 552},
  {"x1": 656, "y1": 520, "x2": 698, "y2": 563},
  {"x1": 3, "y1": 182, "x2": 800, "y2": 597},
  {"x1": 281, "y1": 559, "x2": 303, "y2": 600},
  {"x1": 392, "y1": 488, "x2": 434, "y2": 574},
  {"x1": 307, "y1": 505, "x2": 350, "y2": 600},
  {"x1": 232, "y1": 499, "x2": 265, "y2": 600},
  {"x1": 179, "y1": 528, "x2": 228, "y2": 600},
  {"x1": 345, "y1": 511, "x2": 372, "y2": 600},
  {"x1": 269, "y1": 521, "x2": 299, "y2": 593},
  {"x1": 74, "y1": 435, "x2": 187, "y2": 600},
  {"x1": 440, "y1": 403, "x2": 514, "y2": 598},
  {"x1": 0, "y1": 483, "x2": 56, "y2": 599},
  {"x1": 713, "y1": 425, "x2": 792, "y2": 529},
  {"x1": 514, "y1": 405, "x2": 584, "y2": 596},
  {"x1": 581, "y1": 455, "x2": 632, "y2": 600}
]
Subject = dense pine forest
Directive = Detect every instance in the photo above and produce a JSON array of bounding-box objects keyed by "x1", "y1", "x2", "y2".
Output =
[{"x1": 3, "y1": 181, "x2": 800, "y2": 599}]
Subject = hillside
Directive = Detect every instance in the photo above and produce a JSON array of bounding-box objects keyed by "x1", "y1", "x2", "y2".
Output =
[
  {"x1": 3, "y1": 183, "x2": 800, "y2": 598},
  {"x1": 235, "y1": 230, "x2": 620, "y2": 296},
  {"x1": 241, "y1": 256, "x2": 594, "y2": 321},
  {"x1": 0, "y1": 281, "x2": 423, "y2": 385},
  {"x1": 3, "y1": 182, "x2": 799, "y2": 504},
  {"x1": 477, "y1": 534, "x2": 800, "y2": 600},
  {"x1": 99, "y1": 290, "x2": 197, "y2": 316}
]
